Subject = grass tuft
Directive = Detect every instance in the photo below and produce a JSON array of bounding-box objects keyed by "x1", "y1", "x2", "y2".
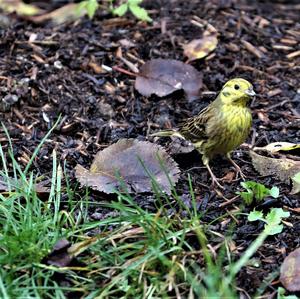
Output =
[{"x1": 0, "y1": 125, "x2": 283, "y2": 298}]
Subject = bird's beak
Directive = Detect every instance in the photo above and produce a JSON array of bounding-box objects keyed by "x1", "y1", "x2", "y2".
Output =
[{"x1": 245, "y1": 88, "x2": 256, "y2": 96}]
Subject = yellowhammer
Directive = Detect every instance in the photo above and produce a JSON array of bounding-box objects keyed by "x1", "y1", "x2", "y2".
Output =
[{"x1": 151, "y1": 78, "x2": 256, "y2": 188}]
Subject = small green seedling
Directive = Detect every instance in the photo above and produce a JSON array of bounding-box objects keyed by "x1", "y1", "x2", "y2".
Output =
[
  {"x1": 77, "y1": 0, "x2": 151, "y2": 22},
  {"x1": 248, "y1": 208, "x2": 290, "y2": 235},
  {"x1": 237, "y1": 181, "x2": 279, "y2": 205},
  {"x1": 111, "y1": 0, "x2": 152, "y2": 22},
  {"x1": 277, "y1": 287, "x2": 298, "y2": 299},
  {"x1": 224, "y1": 208, "x2": 290, "y2": 288},
  {"x1": 291, "y1": 171, "x2": 300, "y2": 194},
  {"x1": 77, "y1": 0, "x2": 99, "y2": 19}
]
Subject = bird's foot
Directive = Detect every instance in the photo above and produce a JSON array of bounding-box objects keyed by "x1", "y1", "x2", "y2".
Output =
[
  {"x1": 205, "y1": 163, "x2": 224, "y2": 190},
  {"x1": 226, "y1": 154, "x2": 246, "y2": 181},
  {"x1": 233, "y1": 165, "x2": 246, "y2": 180},
  {"x1": 210, "y1": 176, "x2": 225, "y2": 190}
]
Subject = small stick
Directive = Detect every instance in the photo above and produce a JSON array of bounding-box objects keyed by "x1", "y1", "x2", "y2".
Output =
[{"x1": 112, "y1": 66, "x2": 138, "y2": 77}]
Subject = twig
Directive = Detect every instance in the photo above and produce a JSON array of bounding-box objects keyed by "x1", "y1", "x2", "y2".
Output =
[{"x1": 112, "y1": 66, "x2": 138, "y2": 77}]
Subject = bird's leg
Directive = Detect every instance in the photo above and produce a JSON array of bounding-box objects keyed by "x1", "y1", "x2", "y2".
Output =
[
  {"x1": 226, "y1": 152, "x2": 246, "y2": 180},
  {"x1": 202, "y1": 155, "x2": 224, "y2": 190},
  {"x1": 206, "y1": 163, "x2": 225, "y2": 189}
]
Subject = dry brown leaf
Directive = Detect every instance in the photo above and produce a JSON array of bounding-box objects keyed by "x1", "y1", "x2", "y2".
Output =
[
  {"x1": 168, "y1": 139, "x2": 195, "y2": 155},
  {"x1": 75, "y1": 139, "x2": 180, "y2": 194},
  {"x1": 280, "y1": 247, "x2": 300, "y2": 292},
  {"x1": 183, "y1": 31, "x2": 218, "y2": 62},
  {"x1": 135, "y1": 59, "x2": 202, "y2": 102},
  {"x1": 257, "y1": 111, "x2": 270, "y2": 124},
  {"x1": 45, "y1": 239, "x2": 71, "y2": 267},
  {"x1": 250, "y1": 150, "x2": 300, "y2": 183}
]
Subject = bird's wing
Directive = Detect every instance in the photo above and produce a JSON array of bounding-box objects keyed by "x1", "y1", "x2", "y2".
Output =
[{"x1": 179, "y1": 105, "x2": 213, "y2": 142}]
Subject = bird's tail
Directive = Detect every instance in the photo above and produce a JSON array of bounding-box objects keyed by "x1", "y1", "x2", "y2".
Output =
[{"x1": 150, "y1": 129, "x2": 185, "y2": 139}]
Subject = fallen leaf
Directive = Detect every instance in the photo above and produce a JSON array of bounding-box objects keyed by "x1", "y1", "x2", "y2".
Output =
[
  {"x1": 250, "y1": 151, "x2": 300, "y2": 183},
  {"x1": 168, "y1": 139, "x2": 195, "y2": 155},
  {"x1": 0, "y1": 177, "x2": 50, "y2": 195},
  {"x1": 291, "y1": 172, "x2": 300, "y2": 195},
  {"x1": 45, "y1": 237, "x2": 98, "y2": 267},
  {"x1": 183, "y1": 31, "x2": 218, "y2": 62},
  {"x1": 222, "y1": 171, "x2": 235, "y2": 183},
  {"x1": 45, "y1": 239, "x2": 71, "y2": 267},
  {"x1": 135, "y1": 59, "x2": 202, "y2": 102},
  {"x1": 280, "y1": 247, "x2": 300, "y2": 292},
  {"x1": 254, "y1": 142, "x2": 300, "y2": 154},
  {"x1": 75, "y1": 139, "x2": 180, "y2": 194},
  {"x1": 257, "y1": 111, "x2": 270, "y2": 124},
  {"x1": 0, "y1": 0, "x2": 42, "y2": 16},
  {"x1": 28, "y1": 3, "x2": 86, "y2": 24}
]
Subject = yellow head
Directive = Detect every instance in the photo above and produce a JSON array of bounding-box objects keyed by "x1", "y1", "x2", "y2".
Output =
[{"x1": 218, "y1": 78, "x2": 255, "y2": 106}]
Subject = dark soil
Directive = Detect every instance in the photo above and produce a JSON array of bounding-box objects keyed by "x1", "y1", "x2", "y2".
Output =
[{"x1": 0, "y1": 0, "x2": 299, "y2": 296}]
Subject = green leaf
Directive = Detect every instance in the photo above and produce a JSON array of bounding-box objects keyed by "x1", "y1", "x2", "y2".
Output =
[
  {"x1": 129, "y1": 3, "x2": 152, "y2": 22},
  {"x1": 86, "y1": 0, "x2": 99, "y2": 19},
  {"x1": 265, "y1": 223, "x2": 284, "y2": 235},
  {"x1": 238, "y1": 181, "x2": 279, "y2": 204},
  {"x1": 264, "y1": 208, "x2": 290, "y2": 235},
  {"x1": 248, "y1": 210, "x2": 264, "y2": 222},
  {"x1": 237, "y1": 191, "x2": 253, "y2": 205},
  {"x1": 128, "y1": 0, "x2": 143, "y2": 5},
  {"x1": 248, "y1": 208, "x2": 290, "y2": 236},
  {"x1": 277, "y1": 286, "x2": 299, "y2": 299},
  {"x1": 270, "y1": 186, "x2": 280, "y2": 198},
  {"x1": 251, "y1": 182, "x2": 270, "y2": 201},
  {"x1": 76, "y1": 1, "x2": 88, "y2": 16},
  {"x1": 291, "y1": 171, "x2": 300, "y2": 195},
  {"x1": 113, "y1": 3, "x2": 128, "y2": 16},
  {"x1": 266, "y1": 208, "x2": 290, "y2": 225},
  {"x1": 240, "y1": 181, "x2": 252, "y2": 192}
]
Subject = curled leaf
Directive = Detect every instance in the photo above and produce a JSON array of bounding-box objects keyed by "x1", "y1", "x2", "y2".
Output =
[
  {"x1": 75, "y1": 139, "x2": 180, "y2": 194},
  {"x1": 183, "y1": 31, "x2": 218, "y2": 62},
  {"x1": 280, "y1": 247, "x2": 300, "y2": 292},
  {"x1": 0, "y1": 0, "x2": 42, "y2": 16},
  {"x1": 135, "y1": 59, "x2": 203, "y2": 102},
  {"x1": 254, "y1": 142, "x2": 300, "y2": 154}
]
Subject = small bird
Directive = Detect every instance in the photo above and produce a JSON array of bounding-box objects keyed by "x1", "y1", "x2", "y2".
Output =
[{"x1": 151, "y1": 78, "x2": 256, "y2": 188}]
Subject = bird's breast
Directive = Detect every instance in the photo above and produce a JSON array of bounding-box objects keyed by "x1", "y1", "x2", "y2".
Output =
[{"x1": 205, "y1": 105, "x2": 252, "y2": 157}]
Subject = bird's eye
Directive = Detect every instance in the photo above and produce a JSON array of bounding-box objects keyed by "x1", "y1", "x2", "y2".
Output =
[{"x1": 234, "y1": 84, "x2": 240, "y2": 90}]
